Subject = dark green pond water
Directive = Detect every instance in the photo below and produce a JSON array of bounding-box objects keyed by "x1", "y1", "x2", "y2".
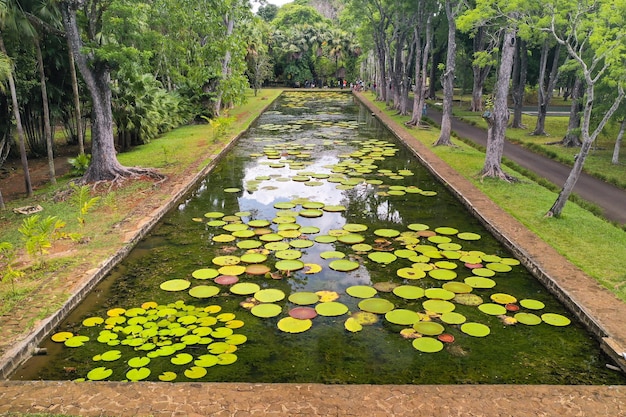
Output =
[{"x1": 13, "y1": 91, "x2": 626, "y2": 384}]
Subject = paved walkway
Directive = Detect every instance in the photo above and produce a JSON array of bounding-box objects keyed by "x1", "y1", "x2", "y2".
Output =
[
  {"x1": 1, "y1": 92, "x2": 625, "y2": 417},
  {"x1": 427, "y1": 108, "x2": 626, "y2": 226}
]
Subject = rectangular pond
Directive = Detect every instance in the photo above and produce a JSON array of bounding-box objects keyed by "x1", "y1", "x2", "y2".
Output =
[{"x1": 12, "y1": 91, "x2": 626, "y2": 384}]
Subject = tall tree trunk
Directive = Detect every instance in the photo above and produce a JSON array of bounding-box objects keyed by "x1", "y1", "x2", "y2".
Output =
[
  {"x1": 0, "y1": 34, "x2": 32, "y2": 196},
  {"x1": 407, "y1": 13, "x2": 431, "y2": 126},
  {"x1": 214, "y1": 13, "x2": 235, "y2": 116},
  {"x1": 470, "y1": 26, "x2": 492, "y2": 112},
  {"x1": 34, "y1": 36, "x2": 56, "y2": 185},
  {"x1": 510, "y1": 38, "x2": 527, "y2": 128},
  {"x1": 561, "y1": 77, "x2": 583, "y2": 147},
  {"x1": 60, "y1": 1, "x2": 161, "y2": 183},
  {"x1": 479, "y1": 26, "x2": 517, "y2": 182},
  {"x1": 434, "y1": 0, "x2": 459, "y2": 146},
  {"x1": 612, "y1": 118, "x2": 625, "y2": 164},
  {"x1": 532, "y1": 42, "x2": 561, "y2": 135},
  {"x1": 67, "y1": 37, "x2": 84, "y2": 155}
]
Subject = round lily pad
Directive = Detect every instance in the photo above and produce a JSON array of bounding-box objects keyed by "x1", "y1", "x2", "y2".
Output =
[
  {"x1": 461, "y1": 322, "x2": 491, "y2": 337},
  {"x1": 515, "y1": 312, "x2": 542, "y2": 325},
  {"x1": 158, "y1": 371, "x2": 177, "y2": 382},
  {"x1": 358, "y1": 298, "x2": 395, "y2": 314},
  {"x1": 51, "y1": 331, "x2": 74, "y2": 342},
  {"x1": 126, "y1": 367, "x2": 151, "y2": 381},
  {"x1": 230, "y1": 282, "x2": 261, "y2": 295},
  {"x1": 300, "y1": 226, "x2": 320, "y2": 234},
  {"x1": 440, "y1": 312, "x2": 467, "y2": 325},
  {"x1": 237, "y1": 240, "x2": 263, "y2": 249},
  {"x1": 352, "y1": 243, "x2": 373, "y2": 252},
  {"x1": 240, "y1": 253, "x2": 268, "y2": 264},
  {"x1": 87, "y1": 367, "x2": 113, "y2": 381},
  {"x1": 434, "y1": 227, "x2": 458, "y2": 235},
  {"x1": 218, "y1": 265, "x2": 246, "y2": 276},
  {"x1": 346, "y1": 285, "x2": 377, "y2": 298},
  {"x1": 323, "y1": 205, "x2": 346, "y2": 212},
  {"x1": 314, "y1": 235, "x2": 337, "y2": 243},
  {"x1": 160, "y1": 279, "x2": 191, "y2": 292},
  {"x1": 344, "y1": 317, "x2": 363, "y2": 332},
  {"x1": 254, "y1": 288, "x2": 285, "y2": 303},
  {"x1": 329, "y1": 259, "x2": 360, "y2": 272},
  {"x1": 337, "y1": 234, "x2": 365, "y2": 244},
  {"x1": 541, "y1": 313, "x2": 571, "y2": 326},
  {"x1": 428, "y1": 269, "x2": 457, "y2": 281},
  {"x1": 411, "y1": 336, "x2": 444, "y2": 352},
  {"x1": 442, "y1": 282, "x2": 473, "y2": 294},
  {"x1": 343, "y1": 223, "x2": 368, "y2": 232},
  {"x1": 491, "y1": 293, "x2": 517, "y2": 305},
  {"x1": 289, "y1": 307, "x2": 317, "y2": 319},
  {"x1": 478, "y1": 303, "x2": 507, "y2": 316},
  {"x1": 288, "y1": 292, "x2": 320, "y2": 305},
  {"x1": 214, "y1": 275, "x2": 239, "y2": 285},
  {"x1": 520, "y1": 299, "x2": 545, "y2": 310},
  {"x1": 194, "y1": 355, "x2": 219, "y2": 367},
  {"x1": 424, "y1": 288, "x2": 455, "y2": 300},
  {"x1": 290, "y1": 239, "x2": 314, "y2": 248},
  {"x1": 274, "y1": 202, "x2": 296, "y2": 209},
  {"x1": 368, "y1": 252, "x2": 397, "y2": 264},
  {"x1": 277, "y1": 317, "x2": 312, "y2": 333},
  {"x1": 275, "y1": 250, "x2": 302, "y2": 260},
  {"x1": 204, "y1": 212, "x2": 225, "y2": 219},
  {"x1": 64, "y1": 335, "x2": 90, "y2": 347},
  {"x1": 385, "y1": 309, "x2": 420, "y2": 325},
  {"x1": 457, "y1": 232, "x2": 481, "y2": 240},
  {"x1": 413, "y1": 321, "x2": 445, "y2": 336},
  {"x1": 320, "y1": 251, "x2": 345, "y2": 259},
  {"x1": 396, "y1": 268, "x2": 426, "y2": 280},
  {"x1": 373, "y1": 228, "x2": 400, "y2": 238},
  {"x1": 245, "y1": 264, "x2": 271, "y2": 275},
  {"x1": 464, "y1": 276, "x2": 496, "y2": 289},
  {"x1": 251, "y1": 303, "x2": 283, "y2": 318},
  {"x1": 392, "y1": 285, "x2": 425, "y2": 300},
  {"x1": 171, "y1": 353, "x2": 194, "y2": 365},
  {"x1": 422, "y1": 299, "x2": 455, "y2": 314},
  {"x1": 82, "y1": 317, "x2": 104, "y2": 327},
  {"x1": 453, "y1": 293, "x2": 484, "y2": 306},
  {"x1": 248, "y1": 219, "x2": 271, "y2": 228},
  {"x1": 189, "y1": 285, "x2": 220, "y2": 298},
  {"x1": 472, "y1": 268, "x2": 496, "y2": 277},
  {"x1": 217, "y1": 353, "x2": 238, "y2": 365},
  {"x1": 408, "y1": 223, "x2": 430, "y2": 231},
  {"x1": 315, "y1": 301, "x2": 349, "y2": 317},
  {"x1": 275, "y1": 259, "x2": 304, "y2": 271},
  {"x1": 184, "y1": 366, "x2": 208, "y2": 379},
  {"x1": 265, "y1": 241, "x2": 290, "y2": 251},
  {"x1": 192, "y1": 268, "x2": 219, "y2": 280}
]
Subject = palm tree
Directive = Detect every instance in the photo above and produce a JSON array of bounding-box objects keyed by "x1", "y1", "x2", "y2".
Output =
[{"x1": 0, "y1": 49, "x2": 11, "y2": 208}]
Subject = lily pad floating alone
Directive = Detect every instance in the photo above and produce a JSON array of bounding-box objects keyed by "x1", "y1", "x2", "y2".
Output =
[
  {"x1": 160, "y1": 279, "x2": 191, "y2": 292},
  {"x1": 461, "y1": 322, "x2": 491, "y2": 337},
  {"x1": 277, "y1": 317, "x2": 312, "y2": 333},
  {"x1": 520, "y1": 299, "x2": 545, "y2": 310},
  {"x1": 412, "y1": 337, "x2": 444, "y2": 353},
  {"x1": 315, "y1": 301, "x2": 349, "y2": 317},
  {"x1": 515, "y1": 312, "x2": 542, "y2": 325},
  {"x1": 346, "y1": 285, "x2": 377, "y2": 298},
  {"x1": 251, "y1": 303, "x2": 283, "y2": 318},
  {"x1": 189, "y1": 285, "x2": 220, "y2": 299},
  {"x1": 541, "y1": 313, "x2": 571, "y2": 326},
  {"x1": 329, "y1": 259, "x2": 360, "y2": 272}
]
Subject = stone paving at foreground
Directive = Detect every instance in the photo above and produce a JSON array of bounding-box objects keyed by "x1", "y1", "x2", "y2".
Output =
[{"x1": 1, "y1": 91, "x2": 625, "y2": 417}]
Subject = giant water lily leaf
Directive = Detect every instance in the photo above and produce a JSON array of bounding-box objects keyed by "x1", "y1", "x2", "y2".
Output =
[
  {"x1": 453, "y1": 293, "x2": 484, "y2": 306},
  {"x1": 491, "y1": 293, "x2": 517, "y2": 305},
  {"x1": 289, "y1": 292, "x2": 320, "y2": 305},
  {"x1": 230, "y1": 283, "x2": 261, "y2": 295},
  {"x1": 343, "y1": 223, "x2": 368, "y2": 232},
  {"x1": 424, "y1": 288, "x2": 455, "y2": 301},
  {"x1": 515, "y1": 312, "x2": 542, "y2": 325},
  {"x1": 290, "y1": 239, "x2": 314, "y2": 248},
  {"x1": 396, "y1": 268, "x2": 426, "y2": 280},
  {"x1": 385, "y1": 309, "x2": 420, "y2": 325},
  {"x1": 392, "y1": 285, "x2": 425, "y2": 300},
  {"x1": 413, "y1": 321, "x2": 445, "y2": 336},
  {"x1": 368, "y1": 252, "x2": 397, "y2": 264},
  {"x1": 520, "y1": 299, "x2": 545, "y2": 310},
  {"x1": 212, "y1": 256, "x2": 240, "y2": 266},
  {"x1": 344, "y1": 317, "x2": 363, "y2": 332},
  {"x1": 240, "y1": 253, "x2": 268, "y2": 264},
  {"x1": 218, "y1": 265, "x2": 246, "y2": 276},
  {"x1": 329, "y1": 259, "x2": 360, "y2": 272},
  {"x1": 251, "y1": 303, "x2": 283, "y2": 318},
  {"x1": 412, "y1": 337, "x2": 444, "y2": 353},
  {"x1": 358, "y1": 298, "x2": 394, "y2": 314},
  {"x1": 126, "y1": 367, "x2": 151, "y2": 381},
  {"x1": 265, "y1": 242, "x2": 290, "y2": 251},
  {"x1": 275, "y1": 250, "x2": 302, "y2": 260},
  {"x1": 478, "y1": 303, "x2": 507, "y2": 316},
  {"x1": 461, "y1": 322, "x2": 491, "y2": 337},
  {"x1": 442, "y1": 282, "x2": 473, "y2": 294},
  {"x1": 541, "y1": 313, "x2": 571, "y2": 326},
  {"x1": 215, "y1": 275, "x2": 239, "y2": 285},
  {"x1": 457, "y1": 232, "x2": 481, "y2": 241},
  {"x1": 346, "y1": 285, "x2": 377, "y2": 298},
  {"x1": 434, "y1": 227, "x2": 458, "y2": 235},
  {"x1": 440, "y1": 312, "x2": 467, "y2": 325},
  {"x1": 352, "y1": 243, "x2": 373, "y2": 252},
  {"x1": 158, "y1": 371, "x2": 177, "y2": 382},
  {"x1": 314, "y1": 235, "x2": 337, "y2": 243},
  {"x1": 275, "y1": 259, "x2": 305, "y2": 271},
  {"x1": 374, "y1": 228, "x2": 400, "y2": 238},
  {"x1": 464, "y1": 276, "x2": 496, "y2": 289},
  {"x1": 486, "y1": 263, "x2": 512, "y2": 273},
  {"x1": 189, "y1": 285, "x2": 220, "y2": 299},
  {"x1": 422, "y1": 300, "x2": 455, "y2": 314},
  {"x1": 254, "y1": 289, "x2": 285, "y2": 303},
  {"x1": 337, "y1": 234, "x2": 365, "y2": 244},
  {"x1": 428, "y1": 269, "x2": 457, "y2": 281},
  {"x1": 192, "y1": 268, "x2": 219, "y2": 280},
  {"x1": 289, "y1": 307, "x2": 317, "y2": 319},
  {"x1": 277, "y1": 317, "x2": 312, "y2": 333}
]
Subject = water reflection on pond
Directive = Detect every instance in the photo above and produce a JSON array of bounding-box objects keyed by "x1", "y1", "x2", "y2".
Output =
[{"x1": 15, "y1": 92, "x2": 626, "y2": 385}]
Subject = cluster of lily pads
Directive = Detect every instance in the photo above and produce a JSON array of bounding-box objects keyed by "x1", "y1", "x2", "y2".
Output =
[
  {"x1": 51, "y1": 300, "x2": 247, "y2": 381},
  {"x1": 49, "y1": 91, "x2": 572, "y2": 381}
]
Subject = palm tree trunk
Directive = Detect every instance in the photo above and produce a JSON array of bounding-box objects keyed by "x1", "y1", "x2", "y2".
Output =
[
  {"x1": 67, "y1": 37, "x2": 84, "y2": 155},
  {"x1": 0, "y1": 34, "x2": 32, "y2": 196}
]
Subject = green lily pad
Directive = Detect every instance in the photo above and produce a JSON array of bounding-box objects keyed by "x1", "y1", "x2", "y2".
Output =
[
  {"x1": 424, "y1": 288, "x2": 455, "y2": 300},
  {"x1": 428, "y1": 269, "x2": 457, "y2": 281},
  {"x1": 192, "y1": 268, "x2": 219, "y2": 280},
  {"x1": 392, "y1": 285, "x2": 425, "y2": 300},
  {"x1": 288, "y1": 292, "x2": 320, "y2": 305},
  {"x1": 277, "y1": 317, "x2": 312, "y2": 333},
  {"x1": 194, "y1": 355, "x2": 219, "y2": 367},
  {"x1": 218, "y1": 265, "x2": 246, "y2": 276},
  {"x1": 352, "y1": 243, "x2": 373, "y2": 252},
  {"x1": 434, "y1": 227, "x2": 458, "y2": 235},
  {"x1": 343, "y1": 223, "x2": 368, "y2": 232},
  {"x1": 464, "y1": 276, "x2": 496, "y2": 289},
  {"x1": 473, "y1": 268, "x2": 496, "y2": 277},
  {"x1": 461, "y1": 322, "x2": 491, "y2": 337},
  {"x1": 440, "y1": 312, "x2": 467, "y2": 325},
  {"x1": 184, "y1": 366, "x2": 208, "y2": 379},
  {"x1": 541, "y1": 313, "x2": 571, "y2": 326},
  {"x1": 230, "y1": 282, "x2": 261, "y2": 295},
  {"x1": 337, "y1": 234, "x2": 366, "y2": 244},
  {"x1": 251, "y1": 303, "x2": 283, "y2": 318},
  {"x1": 412, "y1": 337, "x2": 444, "y2": 353},
  {"x1": 160, "y1": 279, "x2": 191, "y2": 292},
  {"x1": 396, "y1": 268, "x2": 426, "y2": 280},
  {"x1": 520, "y1": 299, "x2": 545, "y2": 310},
  {"x1": 478, "y1": 303, "x2": 507, "y2": 316},
  {"x1": 457, "y1": 232, "x2": 481, "y2": 240},
  {"x1": 368, "y1": 252, "x2": 397, "y2": 264},
  {"x1": 275, "y1": 259, "x2": 305, "y2": 271},
  {"x1": 217, "y1": 353, "x2": 238, "y2": 365},
  {"x1": 254, "y1": 288, "x2": 285, "y2": 303},
  {"x1": 413, "y1": 321, "x2": 445, "y2": 336},
  {"x1": 212, "y1": 256, "x2": 241, "y2": 266},
  {"x1": 422, "y1": 299, "x2": 455, "y2": 313},
  {"x1": 240, "y1": 253, "x2": 268, "y2": 263},
  {"x1": 453, "y1": 293, "x2": 484, "y2": 306},
  {"x1": 204, "y1": 212, "x2": 225, "y2": 219},
  {"x1": 344, "y1": 317, "x2": 363, "y2": 332},
  {"x1": 189, "y1": 285, "x2": 220, "y2": 298},
  {"x1": 315, "y1": 301, "x2": 349, "y2": 316},
  {"x1": 275, "y1": 250, "x2": 302, "y2": 260},
  {"x1": 299, "y1": 209, "x2": 324, "y2": 218},
  {"x1": 290, "y1": 239, "x2": 315, "y2": 248},
  {"x1": 329, "y1": 259, "x2": 360, "y2": 272},
  {"x1": 442, "y1": 282, "x2": 473, "y2": 294},
  {"x1": 87, "y1": 367, "x2": 113, "y2": 381},
  {"x1": 407, "y1": 223, "x2": 430, "y2": 231},
  {"x1": 248, "y1": 219, "x2": 271, "y2": 228},
  {"x1": 491, "y1": 293, "x2": 517, "y2": 304},
  {"x1": 100, "y1": 350, "x2": 122, "y2": 362},
  {"x1": 265, "y1": 241, "x2": 290, "y2": 251},
  {"x1": 358, "y1": 298, "x2": 395, "y2": 314},
  {"x1": 274, "y1": 202, "x2": 296, "y2": 209},
  {"x1": 486, "y1": 263, "x2": 513, "y2": 273},
  {"x1": 64, "y1": 335, "x2": 90, "y2": 347},
  {"x1": 346, "y1": 285, "x2": 377, "y2": 298},
  {"x1": 126, "y1": 367, "x2": 151, "y2": 381},
  {"x1": 314, "y1": 235, "x2": 337, "y2": 243},
  {"x1": 299, "y1": 226, "x2": 320, "y2": 234},
  {"x1": 82, "y1": 317, "x2": 104, "y2": 327},
  {"x1": 385, "y1": 309, "x2": 421, "y2": 325},
  {"x1": 373, "y1": 228, "x2": 401, "y2": 238},
  {"x1": 158, "y1": 371, "x2": 177, "y2": 381},
  {"x1": 515, "y1": 312, "x2": 542, "y2": 325}
]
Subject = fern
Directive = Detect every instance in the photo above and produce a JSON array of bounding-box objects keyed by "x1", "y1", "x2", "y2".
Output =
[
  {"x1": 18, "y1": 215, "x2": 66, "y2": 266},
  {"x1": 70, "y1": 184, "x2": 101, "y2": 228},
  {"x1": 0, "y1": 242, "x2": 24, "y2": 295}
]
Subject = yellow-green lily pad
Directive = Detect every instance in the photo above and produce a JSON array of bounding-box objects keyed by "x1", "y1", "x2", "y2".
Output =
[
  {"x1": 329, "y1": 259, "x2": 360, "y2": 272},
  {"x1": 541, "y1": 313, "x2": 571, "y2": 326},
  {"x1": 358, "y1": 298, "x2": 395, "y2": 314},
  {"x1": 464, "y1": 276, "x2": 496, "y2": 289},
  {"x1": 277, "y1": 317, "x2": 312, "y2": 333},
  {"x1": 192, "y1": 268, "x2": 219, "y2": 280},
  {"x1": 184, "y1": 366, "x2": 208, "y2": 379},
  {"x1": 160, "y1": 279, "x2": 191, "y2": 292},
  {"x1": 515, "y1": 312, "x2": 542, "y2": 325},
  {"x1": 230, "y1": 282, "x2": 261, "y2": 295},
  {"x1": 520, "y1": 299, "x2": 545, "y2": 310},
  {"x1": 422, "y1": 299, "x2": 455, "y2": 313},
  {"x1": 392, "y1": 285, "x2": 425, "y2": 300},
  {"x1": 288, "y1": 291, "x2": 320, "y2": 305},
  {"x1": 87, "y1": 367, "x2": 113, "y2": 381},
  {"x1": 428, "y1": 269, "x2": 457, "y2": 281},
  {"x1": 315, "y1": 301, "x2": 349, "y2": 316},
  {"x1": 461, "y1": 322, "x2": 491, "y2": 337},
  {"x1": 254, "y1": 288, "x2": 285, "y2": 303},
  {"x1": 344, "y1": 317, "x2": 363, "y2": 332},
  {"x1": 478, "y1": 303, "x2": 507, "y2": 316},
  {"x1": 440, "y1": 312, "x2": 467, "y2": 325},
  {"x1": 126, "y1": 367, "x2": 151, "y2": 381},
  {"x1": 368, "y1": 252, "x2": 397, "y2": 264},
  {"x1": 346, "y1": 285, "x2": 377, "y2": 298},
  {"x1": 413, "y1": 321, "x2": 445, "y2": 336},
  {"x1": 396, "y1": 267, "x2": 426, "y2": 280},
  {"x1": 385, "y1": 309, "x2": 421, "y2": 325},
  {"x1": 158, "y1": 371, "x2": 177, "y2": 381},
  {"x1": 251, "y1": 303, "x2": 283, "y2": 318},
  {"x1": 412, "y1": 337, "x2": 444, "y2": 353},
  {"x1": 189, "y1": 285, "x2": 220, "y2": 298}
]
